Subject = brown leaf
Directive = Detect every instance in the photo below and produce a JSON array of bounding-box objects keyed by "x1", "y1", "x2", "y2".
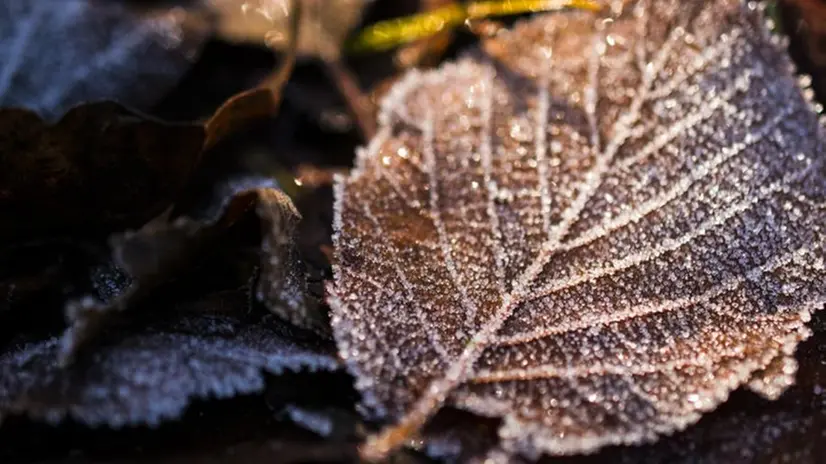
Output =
[
  {"x1": 0, "y1": 0, "x2": 209, "y2": 119},
  {"x1": 329, "y1": 0, "x2": 826, "y2": 460},
  {"x1": 204, "y1": 87, "x2": 281, "y2": 150},
  {"x1": 0, "y1": 103, "x2": 205, "y2": 242}
]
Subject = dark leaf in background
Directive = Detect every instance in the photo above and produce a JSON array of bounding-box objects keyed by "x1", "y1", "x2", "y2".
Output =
[
  {"x1": 0, "y1": 103, "x2": 205, "y2": 242},
  {"x1": 779, "y1": 0, "x2": 826, "y2": 108},
  {"x1": 205, "y1": 0, "x2": 372, "y2": 60},
  {"x1": 204, "y1": 86, "x2": 282, "y2": 150},
  {"x1": 330, "y1": 0, "x2": 826, "y2": 459},
  {"x1": 255, "y1": 187, "x2": 328, "y2": 333},
  {"x1": 58, "y1": 179, "x2": 319, "y2": 365},
  {"x1": 0, "y1": 0, "x2": 210, "y2": 119},
  {"x1": 0, "y1": 65, "x2": 311, "y2": 360},
  {"x1": 0, "y1": 290, "x2": 338, "y2": 428},
  {"x1": 0, "y1": 240, "x2": 109, "y2": 351}
]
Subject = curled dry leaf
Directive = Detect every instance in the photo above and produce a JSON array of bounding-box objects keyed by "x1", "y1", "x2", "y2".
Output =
[
  {"x1": 256, "y1": 187, "x2": 328, "y2": 333},
  {"x1": 0, "y1": 103, "x2": 205, "y2": 242},
  {"x1": 0, "y1": 0, "x2": 209, "y2": 119},
  {"x1": 54, "y1": 60, "x2": 313, "y2": 361},
  {"x1": 0, "y1": 291, "x2": 338, "y2": 428},
  {"x1": 329, "y1": 0, "x2": 826, "y2": 459},
  {"x1": 60, "y1": 177, "x2": 322, "y2": 364}
]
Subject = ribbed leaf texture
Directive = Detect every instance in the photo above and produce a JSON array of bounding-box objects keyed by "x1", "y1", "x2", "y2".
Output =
[{"x1": 329, "y1": 0, "x2": 826, "y2": 459}]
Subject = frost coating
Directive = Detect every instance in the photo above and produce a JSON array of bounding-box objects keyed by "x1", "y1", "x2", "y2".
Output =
[
  {"x1": 0, "y1": 313, "x2": 338, "y2": 427},
  {"x1": 329, "y1": 0, "x2": 826, "y2": 459}
]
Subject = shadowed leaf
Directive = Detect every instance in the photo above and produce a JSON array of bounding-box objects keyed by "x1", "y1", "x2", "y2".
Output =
[
  {"x1": 329, "y1": 0, "x2": 826, "y2": 459},
  {"x1": 0, "y1": 81, "x2": 293, "y2": 339},
  {"x1": 255, "y1": 188, "x2": 328, "y2": 333},
  {"x1": 58, "y1": 178, "x2": 321, "y2": 365},
  {"x1": 0, "y1": 103, "x2": 205, "y2": 242},
  {"x1": 779, "y1": 0, "x2": 826, "y2": 107}
]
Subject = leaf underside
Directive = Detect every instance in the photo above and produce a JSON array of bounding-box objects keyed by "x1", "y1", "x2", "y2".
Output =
[{"x1": 329, "y1": 0, "x2": 826, "y2": 458}]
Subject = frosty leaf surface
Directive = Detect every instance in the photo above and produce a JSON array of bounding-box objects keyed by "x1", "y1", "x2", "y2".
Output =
[
  {"x1": 255, "y1": 188, "x2": 328, "y2": 333},
  {"x1": 329, "y1": 0, "x2": 826, "y2": 458},
  {"x1": 0, "y1": 293, "x2": 338, "y2": 427},
  {"x1": 0, "y1": 0, "x2": 208, "y2": 119},
  {"x1": 60, "y1": 182, "x2": 319, "y2": 364}
]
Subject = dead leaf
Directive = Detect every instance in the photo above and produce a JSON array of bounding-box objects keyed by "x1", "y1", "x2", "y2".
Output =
[
  {"x1": 1, "y1": 11, "x2": 306, "y2": 352},
  {"x1": 255, "y1": 188, "x2": 328, "y2": 333},
  {"x1": 0, "y1": 0, "x2": 209, "y2": 119},
  {"x1": 57, "y1": 176, "x2": 322, "y2": 365},
  {"x1": 0, "y1": 290, "x2": 338, "y2": 428},
  {"x1": 329, "y1": 0, "x2": 826, "y2": 460},
  {"x1": 0, "y1": 103, "x2": 205, "y2": 242},
  {"x1": 204, "y1": 87, "x2": 281, "y2": 150}
]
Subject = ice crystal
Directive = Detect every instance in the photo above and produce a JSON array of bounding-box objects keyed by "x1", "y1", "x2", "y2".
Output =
[{"x1": 329, "y1": 0, "x2": 826, "y2": 459}]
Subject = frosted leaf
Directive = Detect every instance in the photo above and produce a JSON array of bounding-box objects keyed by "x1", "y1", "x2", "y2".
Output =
[
  {"x1": 61, "y1": 182, "x2": 321, "y2": 364},
  {"x1": 329, "y1": 0, "x2": 826, "y2": 459},
  {"x1": 256, "y1": 188, "x2": 328, "y2": 333},
  {"x1": 541, "y1": 311, "x2": 826, "y2": 463},
  {"x1": 281, "y1": 405, "x2": 342, "y2": 438},
  {"x1": 0, "y1": 0, "x2": 208, "y2": 119},
  {"x1": 0, "y1": 295, "x2": 338, "y2": 427}
]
